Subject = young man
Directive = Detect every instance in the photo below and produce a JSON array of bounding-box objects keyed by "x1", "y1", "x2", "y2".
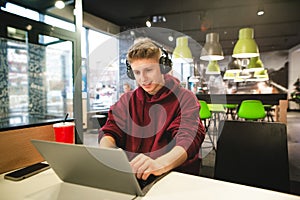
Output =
[
  {"x1": 98, "y1": 38, "x2": 205, "y2": 181},
  {"x1": 120, "y1": 82, "x2": 132, "y2": 97},
  {"x1": 123, "y1": 83, "x2": 132, "y2": 93}
]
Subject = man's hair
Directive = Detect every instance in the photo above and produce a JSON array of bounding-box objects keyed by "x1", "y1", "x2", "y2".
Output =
[{"x1": 126, "y1": 38, "x2": 161, "y2": 64}]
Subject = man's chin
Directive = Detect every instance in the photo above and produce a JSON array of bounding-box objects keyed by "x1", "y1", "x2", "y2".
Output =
[{"x1": 141, "y1": 86, "x2": 154, "y2": 94}]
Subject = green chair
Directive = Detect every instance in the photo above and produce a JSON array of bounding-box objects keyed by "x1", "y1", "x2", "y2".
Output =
[
  {"x1": 237, "y1": 100, "x2": 266, "y2": 121},
  {"x1": 199, "y1": 100, "x2": 215, "y2": 150},
  {"x1": 223, "y1": 104, "x2": 239, "y2": 120}
]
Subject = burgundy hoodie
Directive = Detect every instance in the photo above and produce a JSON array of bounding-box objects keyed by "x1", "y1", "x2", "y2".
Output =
[{"x1": 98, "y1": 74, "x2": 205, "y2": 175}]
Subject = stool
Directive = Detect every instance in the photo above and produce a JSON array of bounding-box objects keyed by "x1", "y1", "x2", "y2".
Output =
[
  {"x1": 264, "y1": 105, "x2": 274, "y2": 122},
  {"x1": 223, "y1": 104, "x2": 238, "y2": 120},
  {"x1": 208, "y1": 104, "x2": 226, "y2": 131}
]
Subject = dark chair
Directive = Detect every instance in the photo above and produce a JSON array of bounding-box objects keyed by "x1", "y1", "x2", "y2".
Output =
[{"x1": 214, "y1": 120, "x2": 290, "y2": 193}]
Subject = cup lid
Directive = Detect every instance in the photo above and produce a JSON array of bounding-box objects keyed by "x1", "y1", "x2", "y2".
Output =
[{"x1": 53, "y1": 122, "x2": 75, "y2": 127}]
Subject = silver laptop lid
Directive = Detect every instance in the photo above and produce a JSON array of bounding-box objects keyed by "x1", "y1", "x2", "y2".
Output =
[{"x1": 31, "y1": 139, "x2": 144, "y2": 196}]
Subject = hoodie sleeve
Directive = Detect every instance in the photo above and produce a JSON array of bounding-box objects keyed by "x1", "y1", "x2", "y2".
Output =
[
  {"x1": 169, "y1": 90, "x2": 205, "y2": 159},
  {"x1": 98, "y1": 93, "x2": 131, "y2": 147}
]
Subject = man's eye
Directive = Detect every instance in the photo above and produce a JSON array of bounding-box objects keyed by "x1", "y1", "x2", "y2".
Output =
[
  {"x1": 146, "y1": 68, "x2": 152, "y2": 72},
  {"x1": 134, "y1": 71, "x2": 140, "y2": 75}
]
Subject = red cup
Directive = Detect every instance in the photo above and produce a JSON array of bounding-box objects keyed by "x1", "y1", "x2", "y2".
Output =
[{"x1": 53, "y1": 122, "x2": 75, "y2": 144}]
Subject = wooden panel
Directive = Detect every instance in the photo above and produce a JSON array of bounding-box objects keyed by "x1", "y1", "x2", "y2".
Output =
[
  {"x1": 275, "y1": 100, "x2": 288, "y2": 124},
  {"x1": 0, "y1": 125, "x2": 55, "y2": 174}
]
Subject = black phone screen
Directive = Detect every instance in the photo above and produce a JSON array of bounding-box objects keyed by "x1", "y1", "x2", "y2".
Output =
[{"x1": 4, "y1": 163, "x2": 50, "y2": 181}]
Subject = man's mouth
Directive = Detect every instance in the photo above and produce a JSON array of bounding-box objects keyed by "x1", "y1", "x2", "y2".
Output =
[{"x1": 142, "y1": 82, "x2": 152, "y2": 87}]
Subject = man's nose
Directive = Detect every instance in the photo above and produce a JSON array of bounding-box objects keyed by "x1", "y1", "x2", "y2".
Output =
[{"x1": 140, "y1": 71, "x2": 147, "y2": 81}]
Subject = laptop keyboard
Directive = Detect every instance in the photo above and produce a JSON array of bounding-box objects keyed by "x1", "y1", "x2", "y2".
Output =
[{"x1": 137, "y1": 174, "x2": 157, "y2": 189}]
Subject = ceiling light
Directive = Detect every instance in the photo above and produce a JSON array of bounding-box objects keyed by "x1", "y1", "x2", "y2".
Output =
[
  {"x1": 206, "y1": 60, "x2": 221, "y2": 75},
  {"x1": 146, "y1": 20, "x2": 151, "y2": 27},
  {"x1": 246, "y1": 69, "x2": 269, "y2": 82},
  {"x1": 257, "y1": 10, "x2": 264, "y2": 16},
  {"x1": 223, "y1": 71, "x2": 237, "y2": 80},
  {"x1": 232, "y1": 28, "x2": 259, "y2": 58},
  {"x1": 257, "y1": 5, "x2": 265, "y2": 16},
  {"x1": 254, "y1": 69, "x2": 269, "y2": 78},
  {"x1": 200, "y1": 32, "x2": 224, "y2": 61},
  {"x1": 172, "y1": 36, "x2": 193, "y2": 63},
  {"x1": 151, "y1": 15, "x2": 166, "y2": 23},
  {"x1": 26, "y1": 24, "x2": 32, "y2": 31},
  {"x1": 55, "y1": 0, "x2": 65, "y2": 9},
  {"x1": 168, "y1": 35, "x2": 174, "y2": 42},
  {"x1": 245, "y1": 56, "x2": 264, "y2": 72}
]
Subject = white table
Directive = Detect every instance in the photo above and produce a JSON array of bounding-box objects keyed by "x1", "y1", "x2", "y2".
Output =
[
  {"x1": 137, "y1": 172, "x2": 300, "y2": 200},
  {"x1": 1, "y1": 169, "x2": 299, "y2": 200}
]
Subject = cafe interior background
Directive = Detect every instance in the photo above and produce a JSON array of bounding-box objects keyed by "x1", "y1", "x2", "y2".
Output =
[{"x1": 0, "y1": 0, "x2": 300, "y2": 194}]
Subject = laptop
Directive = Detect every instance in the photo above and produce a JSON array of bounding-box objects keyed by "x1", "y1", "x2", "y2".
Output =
[{"x1": 31, "y1": 139, "x2": 163, "y2": 197}]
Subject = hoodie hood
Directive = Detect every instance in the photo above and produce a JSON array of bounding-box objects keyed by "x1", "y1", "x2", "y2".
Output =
[{"x1": 136, "y1": 74, "x2": 181, "y2": 103}]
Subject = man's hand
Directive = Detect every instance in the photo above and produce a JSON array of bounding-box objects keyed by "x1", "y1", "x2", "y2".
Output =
[
  {"x1": 99, "y1": 135, "x2": 116, "y2": 148},
  {"x1": 129, "y1": 146, "x2": 187, "y2": 180},
  {"x1": 130, "y1": 154, "x2": 166, "y2": 180}
]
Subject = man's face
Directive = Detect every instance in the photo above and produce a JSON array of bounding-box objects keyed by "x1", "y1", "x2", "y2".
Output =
[{"x1": 130, "y1": 58, "x2": 164, "y2": 95}]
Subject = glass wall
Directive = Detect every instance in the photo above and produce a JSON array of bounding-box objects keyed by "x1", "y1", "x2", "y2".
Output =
[
  {"x1": 0, "y1": 2, "x2": 120, "y2": 130},
  {"x1": 0, "y1": 36, "x2": 73, "y2": 127}
]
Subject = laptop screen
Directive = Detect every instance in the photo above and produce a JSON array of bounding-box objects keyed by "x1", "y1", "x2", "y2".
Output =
[{"x1": 31, "y1": 140, "x2": 146, "y2": 196}]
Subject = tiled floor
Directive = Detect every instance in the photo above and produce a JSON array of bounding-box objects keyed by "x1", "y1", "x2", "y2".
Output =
[{"x1": 83, "y1": 111, "x2": 300, "y2": 196}]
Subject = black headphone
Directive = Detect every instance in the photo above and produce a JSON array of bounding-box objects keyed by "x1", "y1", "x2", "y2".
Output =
[{"x1": 126, "y1": 48, "x2": 173, "y2": 80}]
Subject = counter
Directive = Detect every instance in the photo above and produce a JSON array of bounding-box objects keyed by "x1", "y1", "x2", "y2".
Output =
[{"x1": 196, "y1": 93, "x2": 288, "y2": 105}]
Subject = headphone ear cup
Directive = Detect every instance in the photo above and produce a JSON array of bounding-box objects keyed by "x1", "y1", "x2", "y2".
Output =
[
  {"x1": 126, "y1": 60, "x2": 135, "y2": 80},
  {"x1": 159, "y1": 53, "x2": 173, "y2": 74}
]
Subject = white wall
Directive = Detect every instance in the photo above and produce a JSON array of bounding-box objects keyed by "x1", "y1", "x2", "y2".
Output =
[{"x1": 260, "y1": 51, "x2": 289, "y2": 71}]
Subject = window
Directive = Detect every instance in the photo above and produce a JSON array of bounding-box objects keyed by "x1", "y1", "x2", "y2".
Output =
[
  {"x1": 1, "y1": 2, "x2": 75, "y2": 32},
  {"x1": 86, "y1": 29, "x2": 119, "y2": 111}
]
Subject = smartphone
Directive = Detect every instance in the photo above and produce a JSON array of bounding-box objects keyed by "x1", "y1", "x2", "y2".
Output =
[{"x1": 4, "y1": 163, "x2": 50, "y2": 181}]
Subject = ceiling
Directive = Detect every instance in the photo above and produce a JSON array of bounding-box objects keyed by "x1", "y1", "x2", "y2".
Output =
[{"x1": 6, "y1": 0, "x2": 300, "y2": 58}]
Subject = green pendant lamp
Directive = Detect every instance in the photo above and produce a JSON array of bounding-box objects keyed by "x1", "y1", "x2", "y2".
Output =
[
  {"x1": 232, "y1": 28, "x2": 259, "y2": 58},
  {"x1": 172, "y1": 36, "x2": 193, "y2": 63},
  {"x1": 223, "y1": 71, "x2": 237, "y2": 80},
  {"x1": 254, "y1": 69, "x2": 269, "y2": 81},
  {"x1": 206, "y1": 60, "x2": 221, "y2": 75},
  {"x1": 200, "y1": 33, "x2": 224, "y2": 61},
  {"x1": 246, "y1": 56, "x2": 264, "y2": 72}
]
